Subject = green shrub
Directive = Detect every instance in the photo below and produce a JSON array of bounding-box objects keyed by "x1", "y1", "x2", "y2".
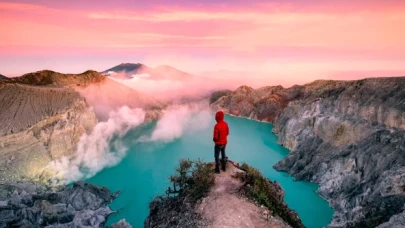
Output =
[
  {"x1": 167, "y1": 158, "x2": 215, "y2": 202},
  {"x1": 239, "y1": 163, "x2": 304, "y2": 228}
]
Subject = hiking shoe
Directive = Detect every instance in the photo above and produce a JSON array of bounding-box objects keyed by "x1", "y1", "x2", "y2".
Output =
[{"x1": 212, "y1": 168, "x2": 220, "y2": 174}]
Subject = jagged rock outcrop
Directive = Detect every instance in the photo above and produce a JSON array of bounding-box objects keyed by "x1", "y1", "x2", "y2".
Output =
[
  {"x1": 211, "y1": 77, "x2": 405, "y2": 227},
  {"x1": 0, "y1": 181, "x2": 131, "y2": 227},
  {"x1": 377, "y1": 211, "x2": 405, "y2": 228},
  {"x1": 210, "y1": 84, "x2": 302, "y2": 122},
  {"x1": 145, "y1": 196, "x2": 207, "y2": 228}
]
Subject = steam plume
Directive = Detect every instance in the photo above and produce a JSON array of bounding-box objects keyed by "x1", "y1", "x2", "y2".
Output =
[
  {"x1": 43, "y1": 106, "x2": 145, "y2": 183},
  {"x1": 42, "y1": 103, "x2": 211, "y2": 184}
]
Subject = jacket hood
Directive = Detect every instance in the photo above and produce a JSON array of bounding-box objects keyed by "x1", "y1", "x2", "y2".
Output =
[{"x1": 215, "y1": 111, "x2": 224, "y2": 122}]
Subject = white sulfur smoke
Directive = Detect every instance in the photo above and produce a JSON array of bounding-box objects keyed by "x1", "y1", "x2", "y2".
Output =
[
  {"x1": 140, "y1": 103, "x2": 211, "y2": 143},
  {"x1": 44, "y1": 106, "x2": 146, "y2": 183},
  {"x1": 43, "y1": 103, "x2": 212, "y2": 184},
  {"x1": 109, "y1": 72, "x2": 232, "y2": 102}
]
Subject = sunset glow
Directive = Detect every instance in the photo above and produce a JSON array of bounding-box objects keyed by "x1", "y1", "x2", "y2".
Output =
[{"x1": 1, "y1": 0, "x2": 404, "y2": 86}]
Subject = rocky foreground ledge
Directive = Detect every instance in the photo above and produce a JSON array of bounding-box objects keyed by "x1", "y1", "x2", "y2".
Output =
[
  {"x1": 145, "y1": 159, "x2": 303, "y2": 228},
  {"x1": 0, "y1": 181, "x2": 131, "y2": 228}
]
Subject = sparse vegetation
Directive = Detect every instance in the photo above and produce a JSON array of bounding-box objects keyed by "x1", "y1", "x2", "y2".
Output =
[
  {"x1": 145, "y1": 158, "x2": 214, "y2": 227},
  {"x1": 334, "y1": 124, "x2": 345, "y2": 138},
  {"x1": 168, "y1": 158, "x2": 215, "y2": 202},
  {"x1": 238, "y1": 163, "x2": 304, "y2": 228}
]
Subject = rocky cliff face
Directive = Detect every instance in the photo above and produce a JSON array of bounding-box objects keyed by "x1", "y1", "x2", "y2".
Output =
[
  {"x1": 0, "y1": 83, "x2": 98, "y2": 183},
  {"x1": 0, "y1": 181, "x2": 131, "y2": 227},
  {"x1": 0, "y1": 70, "x2": 165, "y2": 183},
  {"x1": 0, "y1": 69, "x2": 166, "y2": 227},
  {"x1": 3, "y1": 70, "x2": 165, "y2": 121},
  {"x1": 210, "y1": 77, "x2": 405, "y2": 227}
]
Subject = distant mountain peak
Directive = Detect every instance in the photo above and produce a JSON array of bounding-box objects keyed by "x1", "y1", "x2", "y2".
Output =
[
  {"x1": 117, "y1": 63, "x2": 145, "y2": 68},
  {"x1": 102, "y1": 63, "x2": 193, "y2": 81},
  {"x1": 0, "y1": 74, "x2": 7, "y2": 79}
]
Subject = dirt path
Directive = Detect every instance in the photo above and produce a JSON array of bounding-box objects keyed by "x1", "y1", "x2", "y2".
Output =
[{"x1": 197, "y1": 162, "x2": 290, "y2": 228}]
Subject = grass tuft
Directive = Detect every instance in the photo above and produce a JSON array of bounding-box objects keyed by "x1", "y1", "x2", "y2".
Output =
[{"x1": 238, "y1": 163, "x2": 304, "y2": 228}]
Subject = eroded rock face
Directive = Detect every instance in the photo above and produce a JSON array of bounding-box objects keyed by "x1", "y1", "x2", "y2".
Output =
[
  {"x1": 145, "y1": 196, "x2": 208, "y2": 228},
  {"x1": 211, "y1": 77, "x2": 405, "y2": 227},
  {"x1": 377, "y1": 211, "x2": 405, "y2": 228},
  {"x1": 0, "y1": 70, "x2": 165, "y2": 183},
  {"x1": 210, "y1": 85, "x2": 302, "y2": 122},
  {"x1": 0, "y1": 84, "x2": 98, "y2": 183},
  {"x1": 0, "y1": 181, "x2": 131, "y2": 228}
]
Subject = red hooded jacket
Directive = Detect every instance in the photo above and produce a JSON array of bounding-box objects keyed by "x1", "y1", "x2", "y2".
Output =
[{"x1": 213, "y1": 111, "x2": 229, "y2": 145}]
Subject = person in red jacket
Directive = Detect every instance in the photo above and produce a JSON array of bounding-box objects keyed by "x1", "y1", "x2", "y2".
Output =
[{"x1": 213, "y1": 111, "x2": 229, "y2": 173}]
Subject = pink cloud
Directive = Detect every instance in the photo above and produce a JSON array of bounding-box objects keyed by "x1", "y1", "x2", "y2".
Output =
[
  {"x1": 0, "y1": 2, "x2": 45, "y2": 11},
  {"x1": 0, "y1": 1, "x2": 404, "y2": 81}
]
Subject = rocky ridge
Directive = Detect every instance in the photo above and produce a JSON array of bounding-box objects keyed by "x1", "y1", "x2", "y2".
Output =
[
  {"x1": 145, "y1": 161, "x2": 301, "y2": 228},
  {"x1": 2, "y1": 70, "x2": 105, "y2": 87},
  {"x1": 0, "y1": 181, "x2": 131, "y2": 227},
  {"x1": 210, "y1": 77, "x2": 405, "y2": 227}
]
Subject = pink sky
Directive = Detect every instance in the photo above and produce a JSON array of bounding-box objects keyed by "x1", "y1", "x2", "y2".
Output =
[{"x1": 1, "y1": 0, "x2": 404, "y2": 86}]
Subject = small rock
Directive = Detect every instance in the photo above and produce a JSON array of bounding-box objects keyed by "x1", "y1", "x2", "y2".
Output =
[
  {"x1": 0, "y1": 201, "x2": 8, "y2": 206},
  {"x1": 231, "y1": 167, "x2": 246, "y2": 178},
  {"x1": 109, "y1": 219, "x2": 132, "y2": 228}
]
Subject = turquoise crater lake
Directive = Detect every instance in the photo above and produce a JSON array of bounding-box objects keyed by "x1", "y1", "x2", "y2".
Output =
[{"x1": 86, "y1": 114, "x2": 333, "y2": 228}]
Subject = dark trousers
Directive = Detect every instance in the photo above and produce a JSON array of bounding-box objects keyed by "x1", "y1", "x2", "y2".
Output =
[{"x1": 214, "y1": 144, "x2": 226, "y2": 171}]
